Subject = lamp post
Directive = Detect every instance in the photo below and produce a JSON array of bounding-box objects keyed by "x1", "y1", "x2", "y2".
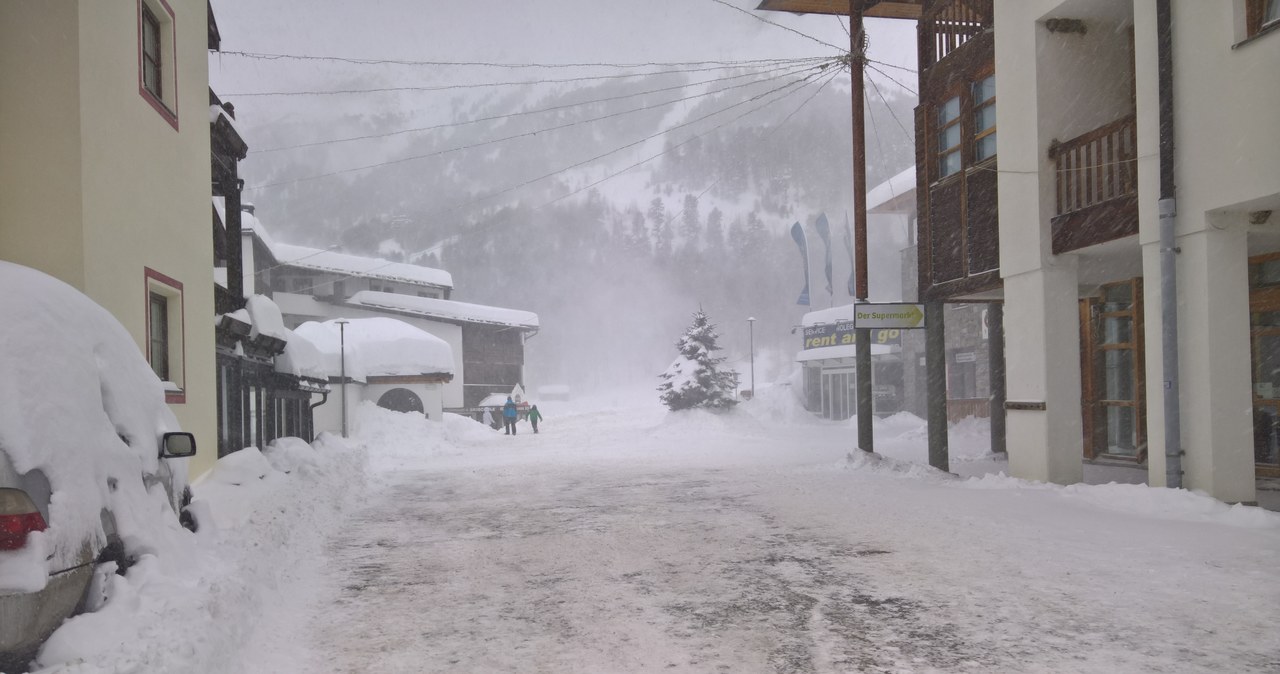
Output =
[
  {"x1": 336, "y1": 319, "x2": 349, "y2": 438},
  {"x1": 747, "y1": 317, "x2": 756, "y2": 399}
]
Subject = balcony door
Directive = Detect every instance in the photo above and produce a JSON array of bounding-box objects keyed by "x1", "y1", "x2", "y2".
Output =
[{"x1": 1081, "y1": 279, "x2": 1146, "y2": 460}]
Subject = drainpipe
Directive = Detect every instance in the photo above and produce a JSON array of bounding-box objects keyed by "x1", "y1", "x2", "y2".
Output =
[{"x1": 1157, "y1": 0, "x2": 1182, "y2": 489}]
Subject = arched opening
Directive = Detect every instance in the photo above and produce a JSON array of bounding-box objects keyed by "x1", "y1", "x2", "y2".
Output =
[{"x1": 377, "y1": 388, "x2": 424, "y2": 415}]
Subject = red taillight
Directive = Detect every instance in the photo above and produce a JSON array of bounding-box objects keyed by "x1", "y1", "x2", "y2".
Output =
[{"x1": 0, "y1": 488, "x2": 47, "y2": 551}]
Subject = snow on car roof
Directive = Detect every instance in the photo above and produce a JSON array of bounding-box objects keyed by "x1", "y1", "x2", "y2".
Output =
[
  {"x1": 346, "y1": 291, "x2": 539, "y2": 330},
  {"x1": 0, "y1": 262, "x2": 189, "y2": 580}
]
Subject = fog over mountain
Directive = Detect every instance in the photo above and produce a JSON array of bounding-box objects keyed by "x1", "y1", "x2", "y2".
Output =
[{"x1": 210, "y1": 1, "x2": 918, "y2": 394}]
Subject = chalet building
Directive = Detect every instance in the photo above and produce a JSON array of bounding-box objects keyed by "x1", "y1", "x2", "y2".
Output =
[
  {"x1": 759, "y1": 0, "x2": 1278, "y2": 502},
  {"x1": 1, "y1": 0, "x2": 219, "y2": 476},
  {"x1": 232, "y1": 214, "x2": 539, "y2": 415},
  {"x1": 209, "y1": 9, "x2": 320, "y2": 458}
]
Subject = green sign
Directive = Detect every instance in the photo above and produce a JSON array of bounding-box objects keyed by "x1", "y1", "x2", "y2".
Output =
[{"x1": 854, "y1": 303, "x2": 925, "y2": 329}]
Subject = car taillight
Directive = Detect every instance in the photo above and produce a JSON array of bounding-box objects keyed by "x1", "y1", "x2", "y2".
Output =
[{"x1": 0, "y1": 488, "x2": 47, "y2": 551}]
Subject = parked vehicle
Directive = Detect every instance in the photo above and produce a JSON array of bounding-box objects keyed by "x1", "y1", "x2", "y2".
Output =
[{"x1": 0, "y1": 262, "x2": 197, "y2": 670}]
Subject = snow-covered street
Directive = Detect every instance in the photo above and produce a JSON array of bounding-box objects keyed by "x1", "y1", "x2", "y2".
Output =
[{"x1": 227, "y1": 392, "x2": 1279, "y2": 674}]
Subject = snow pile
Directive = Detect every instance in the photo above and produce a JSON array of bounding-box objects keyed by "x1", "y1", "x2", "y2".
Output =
[
  {"x1": 33, "y1": 434, "x2": 364, "y2": 673},
  {"x1": 0, "y1": 262, "x2": 189, "y2": 588},
  {"x1": 291, "y1": 317, "x2": 453, "y2": 381},
  {"x1": 350, "y1": 403, "x2": 497, "y2": 473}
]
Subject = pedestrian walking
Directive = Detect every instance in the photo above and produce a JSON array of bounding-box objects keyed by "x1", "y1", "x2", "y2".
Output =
[
  {"x1": 502, "y1": 396, "x2": 518, "y2": 435},
  {"x1": 527, "y1": 404, "x2": 543, "y2": 434}
]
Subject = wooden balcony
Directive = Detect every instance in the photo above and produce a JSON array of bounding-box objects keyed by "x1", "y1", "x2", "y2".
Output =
[
  {"x1": 920, "y1": 0, "x2": 992, "y2": 70},
  {"x1": 1050, "y1": 115, "x2": 1139, "y2": 254}
]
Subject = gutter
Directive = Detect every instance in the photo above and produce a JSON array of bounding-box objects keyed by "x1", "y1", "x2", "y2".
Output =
[{"x1": 1157, "y1": 0, "x2": 1183, "y2": 489}]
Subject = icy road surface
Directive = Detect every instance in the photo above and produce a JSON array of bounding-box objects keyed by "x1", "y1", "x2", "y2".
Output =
[{"x1": 285, "y1": 397, "x2": 1278, "y2": 673}]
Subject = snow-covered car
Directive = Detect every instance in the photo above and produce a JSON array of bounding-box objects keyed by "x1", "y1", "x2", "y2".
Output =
[{"x1": 0, "y1": 262, "x2": 197, "y2": 669}]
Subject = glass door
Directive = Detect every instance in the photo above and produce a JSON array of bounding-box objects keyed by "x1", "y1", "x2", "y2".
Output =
[{"x1": 1083, "y1": 280, "x2": 1145, "y2": 460}]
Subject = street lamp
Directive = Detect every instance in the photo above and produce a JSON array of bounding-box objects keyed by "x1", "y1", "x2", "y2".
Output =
[
  {"x1": 336, "y1": 319, "x2": 349, "y2": 438},
  {"x1": 747, "y1": 317, "x2": 756, "y2": 399}
]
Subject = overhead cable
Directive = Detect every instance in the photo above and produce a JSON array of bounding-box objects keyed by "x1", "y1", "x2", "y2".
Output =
[
  {"x1": 244, "y1": 62, "x2": 836, "y2": 191},
  {"x1": 251, "y1": 59, "x2": 832, "y2": 154}
]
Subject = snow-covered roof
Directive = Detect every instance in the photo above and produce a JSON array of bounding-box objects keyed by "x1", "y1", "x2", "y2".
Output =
[
  {"x1": 347, "y1": 291, "x2": 539, "y2": 330},
  {"x1": 801, "y1": 304, "x2": 860, "y2": 327},
  {"x1": 867, "y1": 165, "x2": 916, "y2": 215},
  {"x1": 290, "y1": 318, "x2": 454, "y2": 381},
  {"x1": 243, "y1": 217, "x2": 453, "y2": 290}
]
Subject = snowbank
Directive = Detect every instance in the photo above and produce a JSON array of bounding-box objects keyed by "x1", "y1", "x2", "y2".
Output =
[{"x1": 31, "y1": 434, "x2": 364, "y2": 673}]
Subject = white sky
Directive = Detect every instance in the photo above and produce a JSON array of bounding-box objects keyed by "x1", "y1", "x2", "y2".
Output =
[{"x1": 208, "y1": 0, "x2": 918, "y2": 95}]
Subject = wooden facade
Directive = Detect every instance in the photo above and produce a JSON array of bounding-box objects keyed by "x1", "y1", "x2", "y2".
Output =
[{"x1": 915, "y1": 0, "x2": 1000, "y2": 302}]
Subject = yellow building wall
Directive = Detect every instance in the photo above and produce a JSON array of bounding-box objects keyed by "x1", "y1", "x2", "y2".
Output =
[{"x1": 0, "y1": 0, "x2": 217, "y2": 479}]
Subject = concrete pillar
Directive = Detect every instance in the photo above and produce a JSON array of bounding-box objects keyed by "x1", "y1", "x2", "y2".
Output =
[
  {"x1": 1142, "y1": 226, "x2": 1256, "y2": 502},
  {"x1": 1003, "y1": 259, "x2": 1084, "y2": 485}
]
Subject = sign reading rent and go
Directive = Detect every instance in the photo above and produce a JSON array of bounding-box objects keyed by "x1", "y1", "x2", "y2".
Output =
[
  {"x1": 854, "y1": 302, "x2": 926, "y2": 329},
  {"x1": 803, "y1": 322, "x2": 902, "y2": 350}
]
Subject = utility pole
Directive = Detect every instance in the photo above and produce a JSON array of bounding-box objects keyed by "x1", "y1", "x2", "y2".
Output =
[
  {"x1": 748, "y1": 316, "x2": 756, "y2": 397},
  {"x1": 336, "y1": 319, "x2": 349, "y2": 438},
  {"x1": 850, "y1": 2, "x2": 873, "y2": 453}
]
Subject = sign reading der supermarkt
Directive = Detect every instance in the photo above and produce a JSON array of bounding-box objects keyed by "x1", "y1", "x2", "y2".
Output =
[{"x1": 854, "y1": 303, "x2": 926, "y2": 330}]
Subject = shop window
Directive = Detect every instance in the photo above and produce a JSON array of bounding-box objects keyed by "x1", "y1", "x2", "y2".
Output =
[
  {"x1": 145, "y1": 268, "x2": 185, "y2": 403},
  {"x1": 1250, "y1": 254, "x2": 1280, "y2": 474},
  {"x1": 137, "y1": 0, "x2": 178, "y2": 128}
]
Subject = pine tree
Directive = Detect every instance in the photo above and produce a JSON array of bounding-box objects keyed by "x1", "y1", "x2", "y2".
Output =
[{"x1": 657, "y1": 309, "x2": 739, "y2": 411}]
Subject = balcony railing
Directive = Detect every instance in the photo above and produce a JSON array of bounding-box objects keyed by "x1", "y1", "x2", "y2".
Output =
[
  {"x1": 922, "y1": 0, "x2": 992, "y2": 67},
  {"x1": 1052, "y1": 115, "x2": 1137, "y2": 217}
]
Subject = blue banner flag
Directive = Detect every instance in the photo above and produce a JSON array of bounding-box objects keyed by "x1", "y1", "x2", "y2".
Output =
[
  {"x1": 790, "y1": 221, "x2": 810, "y2": 306},
  {"x1": 842, "y1": 211, "x2": 856, "y2": 297},
  {"x1": 814, "y1": 212, "x2": 833, "y2": 296}
]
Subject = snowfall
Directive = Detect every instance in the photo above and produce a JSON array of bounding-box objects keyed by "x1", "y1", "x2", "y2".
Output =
[{"x1": 9, "y1": 384, "x2": 1277, "y2": 673}]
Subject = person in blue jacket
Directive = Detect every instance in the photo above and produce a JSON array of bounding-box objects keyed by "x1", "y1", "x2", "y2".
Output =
[{"x1": 502, "y1": 397, "x2": 518, "y2": 435}]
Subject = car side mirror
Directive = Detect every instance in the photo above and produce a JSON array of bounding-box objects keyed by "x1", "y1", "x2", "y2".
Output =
[{"x1": 160, "y1": 432, "x2": 197, "y2": 458}]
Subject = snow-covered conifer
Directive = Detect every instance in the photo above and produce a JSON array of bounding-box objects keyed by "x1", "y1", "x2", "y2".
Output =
[{"x1": 657, "y1": 309, "x2": 739, "y2": 411}]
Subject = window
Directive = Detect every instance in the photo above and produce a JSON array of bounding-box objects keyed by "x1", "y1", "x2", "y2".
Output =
[
  {"x1": 1247, "y1": 0, "x2": 1280, "y2": 37},
  {"x1": 145, "y1": 268, "x2": 185, "y2": 403},
  {"x1": 937, "y1": 96, "x2": 962, "y2": 178},
  {"x1": 141, "y1": 6, "x2": 162, "y2": 99},
  {"x1": 137, "y1": 0, "x2": 178, "y2": 129},
  {"x1": 973, "y1": 75, "x2": 997, "y2": 163}
]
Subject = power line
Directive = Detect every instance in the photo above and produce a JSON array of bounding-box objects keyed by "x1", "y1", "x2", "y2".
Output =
[
  {"x1": 643, "y1": 65, "x2": 843, "y2": 234},
  {"x1": 865, "y1": 61, "x2": 917, "y2": 96},
  {"x1": 866, "y1": 70, "x2": 913, "y2": 143},
  {"x1": 251, "y1": 59, "x2": 830, "y2": 154},
  {"x1": 278, "y1": 68, "x2": 834, "y2": 295},
  {"x1": 224, "y1": 58, "x2": 829, "y2": 98},
  {"x1": 867, "y1": 58, "x2": 917, "y2": 75},
  {"x1": 244, "y1": 61, "x2": 837, "y2": 191},
  {"x1": 214, "y1": 49, "x2": 826, "y2": 70},
  {"x1": 707, "y1": 0, "x2": 847, "y2": 54}
]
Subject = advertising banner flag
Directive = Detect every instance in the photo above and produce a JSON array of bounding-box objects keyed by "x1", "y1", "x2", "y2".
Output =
[
  {"x1": 842, "y1": 211, "x2": 856, "y2": 297},
  {"x1": 790, "y1": 221, "x2": 810, "y2": 306},
  {"x1": 814, "y1": 212, "x2": 833, "y2": 296}
]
